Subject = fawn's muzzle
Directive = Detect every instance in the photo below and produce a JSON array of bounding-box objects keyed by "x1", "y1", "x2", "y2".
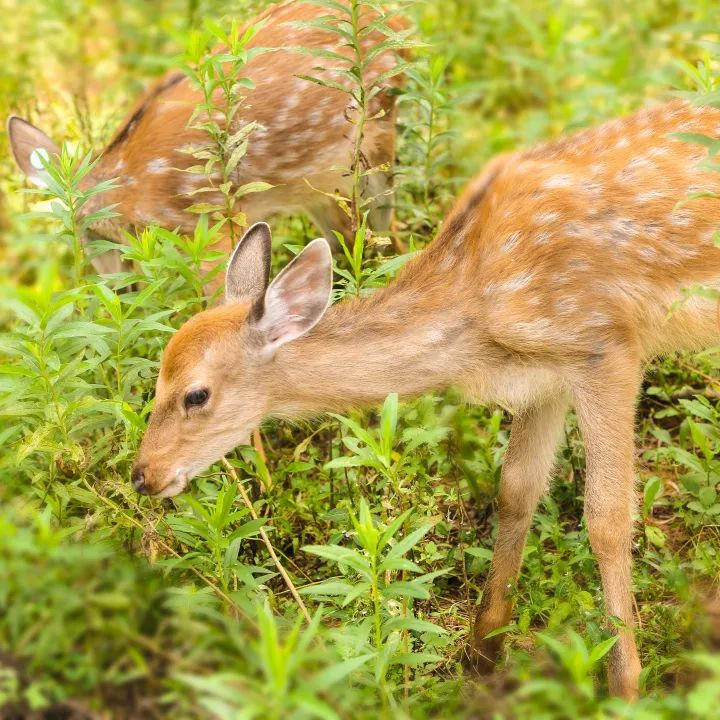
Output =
[{"x1": 131, "y1": 464, "x2": 148, "y2": 495}]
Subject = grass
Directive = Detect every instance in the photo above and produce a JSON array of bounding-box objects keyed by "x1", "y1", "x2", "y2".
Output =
[{"x1": 1, "y1": 0, "x2": 719, "y2": 718}]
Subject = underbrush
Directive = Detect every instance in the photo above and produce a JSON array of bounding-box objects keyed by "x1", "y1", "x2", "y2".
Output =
[{"x1": 1, "y1": 1, "x2": 719, "y2": 718}]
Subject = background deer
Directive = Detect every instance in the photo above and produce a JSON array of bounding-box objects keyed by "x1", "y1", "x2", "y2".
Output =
[
  {"x1": 7, "y1": 0, "x2": 403, "y2": 278},
  {"x1": 132, "y1": 99, "x2": 720, "y2": 700}
]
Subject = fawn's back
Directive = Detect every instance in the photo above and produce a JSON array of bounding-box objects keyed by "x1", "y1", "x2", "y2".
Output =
[
  {"x1": 412, "y1": 100, "x2": 720, "y2": 367},
  {"x1": 91, "y1": 1, "x2": 400, "y2": 233}
]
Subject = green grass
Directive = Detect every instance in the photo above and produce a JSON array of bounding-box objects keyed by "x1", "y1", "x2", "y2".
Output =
[{"x1": 1, "y1": 1, "x2": 720, "y2": 718}]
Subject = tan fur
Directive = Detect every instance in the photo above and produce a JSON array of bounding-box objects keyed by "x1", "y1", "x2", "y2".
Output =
[
  {"x1": 12, "y1": 0, "x2": 404, "y2": 275},
  {"x1": 136, "y1": 99, "x2": 720, "y2": 700},
  {"x1": 161, "y1": 303, "x2": 251, "y2": 382}
]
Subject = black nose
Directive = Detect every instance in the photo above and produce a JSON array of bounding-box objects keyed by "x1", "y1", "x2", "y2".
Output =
[{"x1": 131, "y1": 464, "x2": 148, "y2": 494}]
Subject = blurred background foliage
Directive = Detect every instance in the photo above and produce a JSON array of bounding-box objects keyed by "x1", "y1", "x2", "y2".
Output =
[{"x1": 1, "y1": 0, "x2": 719, "y2": 718}]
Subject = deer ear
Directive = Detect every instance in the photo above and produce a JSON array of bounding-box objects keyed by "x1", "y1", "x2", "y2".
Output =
[
  {"x1": 7, "y1": 116, "x2": 60, "y2": 187},
  {"x1": 254, "y1": 238, "x2": 333, "y2": 352},
  {"x1": 225, "y1": 222, "x2": 272, "y2": 305}
]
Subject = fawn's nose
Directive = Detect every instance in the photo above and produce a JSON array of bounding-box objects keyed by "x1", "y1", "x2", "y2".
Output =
[{"x1": 131, "y1": 464, "x2": 148, "y2": 494}]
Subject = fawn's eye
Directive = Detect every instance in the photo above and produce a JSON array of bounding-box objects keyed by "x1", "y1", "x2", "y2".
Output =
[{"x1": 184, "y1": 388, "x2": 210, "y2": 409}]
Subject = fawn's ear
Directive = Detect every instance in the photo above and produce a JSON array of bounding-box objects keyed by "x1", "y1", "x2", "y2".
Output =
[
  {"x1": 7, "y1": 116, "x2": 60, "y2": 187},
  {"x1": 226, "y1": 222, "x2": 272, "y2": 305},
  {"x1": 254, "y1": 238, "x2": 333, "y2": 352}
]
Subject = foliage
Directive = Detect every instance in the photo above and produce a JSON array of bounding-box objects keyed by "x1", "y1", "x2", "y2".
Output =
[
  {"x1": 1, "y1": 1, "x2": 719, "y2": 719},
  {"x1": 182, "y1": 17, "x2": 273, "y2": 245}
]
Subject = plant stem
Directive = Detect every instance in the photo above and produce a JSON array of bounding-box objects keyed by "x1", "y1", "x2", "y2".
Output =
[{"x1": 222, "y1": 458, "x2": 312, "y2": 624}]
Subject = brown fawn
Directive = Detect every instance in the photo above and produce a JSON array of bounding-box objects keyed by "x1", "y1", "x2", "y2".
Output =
[
  {"x1": 132, "y1": 99, "x2": 720, "y2": 700},
  {"x1": 7, "y1": 0, "x2": 402, "y2": 277}
]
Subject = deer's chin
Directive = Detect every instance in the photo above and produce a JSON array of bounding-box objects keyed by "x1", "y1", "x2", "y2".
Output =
[{"x1": 155, "y1": 468, "x2": 192, "y2": 498}]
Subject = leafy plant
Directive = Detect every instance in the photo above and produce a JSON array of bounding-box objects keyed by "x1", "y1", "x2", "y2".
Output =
[{"x1": 182, "y1": 18, "x2": 272, "y2": 245}]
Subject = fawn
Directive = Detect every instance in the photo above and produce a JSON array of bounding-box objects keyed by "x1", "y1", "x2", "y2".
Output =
[
  {"x1": 132, "y1": 99, "x2": 720, "y2": 700},
  {"x1": 7, "y1": 0, "x2": 403, "y2": 278}
]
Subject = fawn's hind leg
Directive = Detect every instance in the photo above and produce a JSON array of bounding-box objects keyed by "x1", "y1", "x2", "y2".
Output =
[
  {"x1": 572, "y1": 356, "x2": 643, "y2": 701},
  {"x1": 469, "y1": 394, "x2": 569, "y2": 671}
]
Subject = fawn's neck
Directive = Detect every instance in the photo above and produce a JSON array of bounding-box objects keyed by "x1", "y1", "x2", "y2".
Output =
[{"x1": 269, "y1": 281, "x2": 480, "y2": 417}]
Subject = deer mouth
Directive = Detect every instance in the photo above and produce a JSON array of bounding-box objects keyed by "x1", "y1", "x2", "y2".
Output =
[{"x1": 154, "y1": 468, "x2": 192, "y2": 498}]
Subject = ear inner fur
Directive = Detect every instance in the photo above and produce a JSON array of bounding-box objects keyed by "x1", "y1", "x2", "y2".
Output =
[
  {"x1": 225, "y1": 222, "x2": 272, "y2": 305},
  {"x1": 7, "y1": 116, "x2": 61, "y2": 186}
]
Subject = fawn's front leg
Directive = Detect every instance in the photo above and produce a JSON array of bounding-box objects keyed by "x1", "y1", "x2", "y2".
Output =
[
  {"x1": 572, "y1": 359, "x2": 643, "y2": 701},
  {"x1": 469, "y1": 395, "x2": 569, "y2": 671}
]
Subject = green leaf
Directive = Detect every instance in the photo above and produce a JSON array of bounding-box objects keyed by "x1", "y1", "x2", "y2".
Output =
[
  {"x1": 383, "y1": 581, "x2": 430, "y2": 600},
  {"x1": 304, "y1": 654, "x2": 373, "y2": 691},
  {"x1": 645, "y1": 525, "x2": 666, "y2": 547},
  {"x1": 235, "y1": 181, "x2": 274, "y2": 197},
  {"x1": 299, "y1": 580, "x2": 354, "y2": 596},
  {"x1": 642, "y1": 476, "x2": 662, "y2": 518},
  {"x1": 482, "y1": 624, "x2": 517, "y2": 640},
  {"x1": 382, "y1": 523, "x2": 434, "y2": 563},
  {"x1": 390, "y1": 652, "x2": 444, "y2": 666},
  {"x1": 588, "y1": 635, "x2": 620, "y2": 665},
  {"x1": 383, "y1": 616, "x2": 447, "y2": 636}
]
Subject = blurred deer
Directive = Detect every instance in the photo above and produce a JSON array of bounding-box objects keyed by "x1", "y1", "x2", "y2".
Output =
[
  {"x1": 7, "y1": 0, "x2": 403, "y2": 278},
  {"x1": 132, "y1": 100, "x2": 720, "y2": 700}
]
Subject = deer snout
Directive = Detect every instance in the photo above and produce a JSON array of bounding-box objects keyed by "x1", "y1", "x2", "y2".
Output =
[{"x1": 131, "y1": 463, "x2": 149, "y2": 494}]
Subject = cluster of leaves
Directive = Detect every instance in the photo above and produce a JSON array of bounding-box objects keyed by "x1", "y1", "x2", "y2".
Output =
[
  {"x1": 182, "y1": 18, "x2": 273, "y2": 245},
  {"x1": 294, "y1": 0, "x2": 413, "y2": 234}
]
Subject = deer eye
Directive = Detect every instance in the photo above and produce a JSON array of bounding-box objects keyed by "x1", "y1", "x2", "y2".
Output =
[{"x1": 184, "y1": 388, "x2": 210, "y2": 409}]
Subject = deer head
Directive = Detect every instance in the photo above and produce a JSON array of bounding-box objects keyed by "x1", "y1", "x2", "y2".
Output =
[
  {"x1": 7, "y1": 106, "x2": 200, "y2": 276},
  {"x1": 6, "y1": 116, "x2": 61, "y2": 188},
  {"x1": 131, "y1": 223, "x2": 333, "y2": 496}
]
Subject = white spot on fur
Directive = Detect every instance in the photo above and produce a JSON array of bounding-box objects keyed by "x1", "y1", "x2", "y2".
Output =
[
  {"x1": 609, "y1": 217, "x2": 639, "y2": 245},
  {"x1": 534, "y1": 230, "x2": 553, "y2": 245},
  {"x1": 502, "y1": 271, "x2": 533, "y2": 292},
  {"x1": 635, "y1": 190, "x2": 664, "y2": 203},
  {"x1": 543, "y1": 174, "x2": 574, "y2": 189},
  {"x1": 587, "y1": 310, "x2": 612, "y2": 327},
  {"x1": 639, "y1": 246, "x2": 659, "y2": 261},
  {"x1": 147, "y1": 158, "x2": 171, "y2": 174},
  {"x1": 534, "y1": 210, "x2": 560, "y2": 225},
  {"x1": 582, "y1": 181, "x2": 603, "y2": 195},
  {"x1": 564, "y1": 222, "x2": 585, "y2": 238},
  {"x1": 180, "y1": 176, "x2": 207, "y2": 195},
  {"x1": 423, "y1": 328, "x2": 445, "y2": 344},
  {"x1": 615, "y1": 137, "x2": 630, "y2": 149},
  {"x1": 702, "y1": 228, "x2": 718, "y2": 244},
  {"x1": 556, "y1": 297, "x2": 577, "y2": 314},
  {"x1": 670, "y1": 213, "x2": 693, "y2": 227},
  {"x1": 568, "y1": 258, "x2": 589, "y2": 270},
  {"x1": 502, "y1": 231, "x2": 522, "y2": 252}
]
